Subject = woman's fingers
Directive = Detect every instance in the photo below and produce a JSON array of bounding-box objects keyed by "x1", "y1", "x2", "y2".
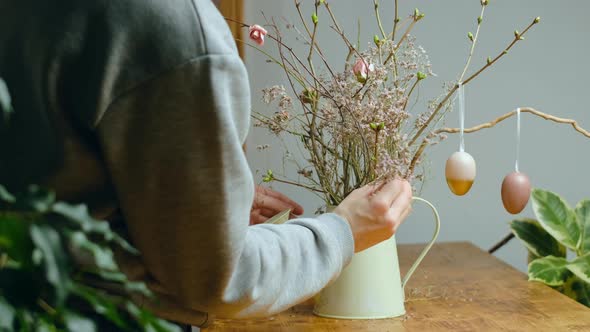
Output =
[
  {"x1": 249, "y1": 210, "x2": 269, "y2": 225},
  {"x1": 255, "y1": 186, "x2": 304, "y2": 215},
  {"x1": 369, "y1": 178, "x2": 406, "y2": 214}
]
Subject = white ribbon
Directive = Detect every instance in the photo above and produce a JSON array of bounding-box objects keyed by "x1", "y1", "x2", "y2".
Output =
[
  {"x1": 458, "y1": 82, "x2": 465, "y2": 152},
  {"x1": 515, "y1": 107, "x2": 521, "y2": 172}
]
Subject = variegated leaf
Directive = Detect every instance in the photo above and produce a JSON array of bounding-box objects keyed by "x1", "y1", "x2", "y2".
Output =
[
  {"x1": 510, "y1": 218, "x2": 566, "y2": 258},
  {"x1": 576, "y1": 200, "x2": 590, "y2": 254},
  {"x1": 531, "y1": 189, "x2": 580, "y2": 250},
  {"x1": 528, "y1": 256, "x2": 570, "y2": 286},
  {"x1": 556, "y1": 274, "x2": 590, "y2": 307},
  {"x1": 567, "y1": 253, "x2": 590, "y2": 284}
]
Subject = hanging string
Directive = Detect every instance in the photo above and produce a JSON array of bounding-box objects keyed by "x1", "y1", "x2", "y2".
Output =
[
  {"x1": 515, "y1": 107, "x2": 521, "y2": 172},
  {"x1": 458, "y1": 82, "x2": 465, "y2": 152}
]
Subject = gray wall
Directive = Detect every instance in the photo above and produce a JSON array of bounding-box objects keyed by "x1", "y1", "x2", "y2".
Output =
[{"x1": 243, "y1": 0, "x2": 590, "y2": 272}]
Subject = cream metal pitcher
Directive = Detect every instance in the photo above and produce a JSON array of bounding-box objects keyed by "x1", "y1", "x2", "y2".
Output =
[{"x1": 313, "y1": 197, "x2": 441, "y2": 319}]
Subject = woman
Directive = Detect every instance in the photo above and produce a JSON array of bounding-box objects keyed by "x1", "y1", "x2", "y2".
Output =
[{"x1": 0, "y1": 0, "x2": 412, "y2": 329}]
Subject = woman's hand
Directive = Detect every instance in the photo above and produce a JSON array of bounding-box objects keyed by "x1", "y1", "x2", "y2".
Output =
[
  {"x1": 334, "y1": 178, "x2": 413, "y2": 253},
  {"x1": 250, "y1": 186, "x2": 304, "y2": 225}
]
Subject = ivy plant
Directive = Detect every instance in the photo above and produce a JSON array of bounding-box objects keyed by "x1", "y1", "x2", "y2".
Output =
[
  {"x1": 510, "y1": 188, "x2": 590, "y2": 307},
  {"x1": 0, "y1": 184, "x2": 181, "y2": 332}
]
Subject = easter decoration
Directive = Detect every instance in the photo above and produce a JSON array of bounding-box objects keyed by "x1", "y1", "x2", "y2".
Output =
[
  {"x1": 501, "y1": 108, "x2": 531, "y2": 214},
  {"x1": 445, "y1": 83, "x2": 476, "y2": 196}
]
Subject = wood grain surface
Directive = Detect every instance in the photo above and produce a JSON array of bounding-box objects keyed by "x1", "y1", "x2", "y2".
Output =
[{"x1": 204, "y1": 242, "x2": 590, "y2": 331}]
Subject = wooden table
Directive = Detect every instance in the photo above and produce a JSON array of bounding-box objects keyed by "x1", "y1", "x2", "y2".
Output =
[{"x1": 204, "y1": 242, "x2": 590, "y2": 331}]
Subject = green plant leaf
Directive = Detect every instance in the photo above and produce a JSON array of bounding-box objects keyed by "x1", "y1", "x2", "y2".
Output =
[
  {"x1": 36, "y1": 319, "x2": 54, "y2": 332},
  {"x1": 52, "y1": 203, "x2": 138, "y2": 255},
  {"x1": 0, "y1": 185, "x2": 16, "y2": 204},
  {"x1": 15, "y1": 308, "x2": 34, "y2": 331},
  {"x1": 70, "y1": 283, "x2": 129, "y2": 330},
  {"x1": 576, "y1": 199, "x2": 590, "y2": 254},
  {"x1": 0, "y1": 296, "x2": 15, "y2": 330},
  {"x1": 64, "y1": 311, "x2": 96, "y2": 332},
  {"x1": 531, "y1": 189, "x2": 581, "y2": 250},
  {"x1": 126, "y1": 302, "x2": 181, "y2": 332},
  {"x1": 30, "y1": 224, "x2": 70, "y2": 306},
  {"x1": 528, "y1": 255, "x2": 570, "y2": 286},
  {"x1": 16, "y1": 186, "x2": 55, "y2": 213},
  {"x1": 567, "y1": 253, "x2": 590, "y2": 284},
  {"x1": 510, "y1": 218, "x2": 566, "y2": 258},
  {"x1": 0, "y1": 214, "x2": 34, "y2": 266},
  {"x1": 68, "y1": 231, "x2": 117, "y2": 271},
  {"x1": 92, "y1": 270, "x2": 152, "y2": 298},
  {"x1": 556, "y1": 274, "x2": 590, "y2": 307},
  {"x1": 0, "y1": 78, "x2": 13, "y2": 120}
]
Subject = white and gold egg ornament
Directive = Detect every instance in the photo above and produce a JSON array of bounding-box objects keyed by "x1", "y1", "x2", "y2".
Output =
[
  {"x1": 445, "y1": 82, "x2": 476, "y2": 196},
  {"x1": 445, "y1": 151, "x2": 476, "y2": 196}
]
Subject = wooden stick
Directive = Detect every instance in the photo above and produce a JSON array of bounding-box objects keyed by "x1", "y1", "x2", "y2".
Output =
[
  {"x1": 436, "y1": 107, "x2": 590, "y2": 138},
  {"x1": 488, "y1": 232, "x2": 515, "y2": 254}
]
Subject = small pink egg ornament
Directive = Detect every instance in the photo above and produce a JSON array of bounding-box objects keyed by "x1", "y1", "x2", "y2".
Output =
[
  {"x1": 501, "y1": 171, "x2": 531, "y2": 214},
  {"x1": 445, "y1": 151, "x2": 476, "y2": 196}
]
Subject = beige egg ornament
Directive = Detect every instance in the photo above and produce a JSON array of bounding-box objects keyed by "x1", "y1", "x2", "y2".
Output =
[
  {"x1": 501, "y1": 171, "x2": 531, "y2": 214},
  {"x1": 445, "y1": 151, "x2": 476, "y2": 196}
]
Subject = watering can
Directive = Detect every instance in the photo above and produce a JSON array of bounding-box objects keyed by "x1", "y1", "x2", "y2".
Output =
[{"x1": 313, "y1": 196, "x2": 441, "y2": 319}]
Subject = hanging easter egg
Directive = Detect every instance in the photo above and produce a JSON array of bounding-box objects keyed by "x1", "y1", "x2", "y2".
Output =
[
  {"x1": 501, "y1": 171, "x2": 531, "y2": 214},
  {"x1": 445, "y1": 151, "x2": 476, "y2": 196}
]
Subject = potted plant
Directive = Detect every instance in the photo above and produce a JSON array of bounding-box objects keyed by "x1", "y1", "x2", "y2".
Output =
[
  {"x1": 0, "y1": 183, "x2": 181, "y2": 331},
  {"x1": 0, "y1": 82, "x2": 179, "y2": 331},
  {"x1": 510, "y1": 188, "x2": 590, "y2": 307}
]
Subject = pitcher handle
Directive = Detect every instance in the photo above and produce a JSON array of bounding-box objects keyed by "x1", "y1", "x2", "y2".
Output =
[{"x1": 401, "y1": 196, "x2": 441, "y2": 289}]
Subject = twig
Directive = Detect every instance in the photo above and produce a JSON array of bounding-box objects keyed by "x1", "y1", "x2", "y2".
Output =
[
  {"x1": 272, "y1": 177, "x2": 325, "y2": 193},
  {"x1": 488, "y1": 233, "x2": 515, "y2": 254},
  {"x1": 436, "y1": 107, "x2": 590, "y2": 138},
  {"x1": 384, "y1": 20, "x2": 417, "y2": 65},
  {"x1": 38, "y1": 298, "x2": 57, "y2": 315},
  {"x1": 0, "y1": 253, "x2": 7, "y2": 269},
  {"x1": 407, "y1": 106, "x2": 590, "y2": 178},
  {"x1": 391, "y1": 0, "x2": 399, "y2": 41},
  {"x1": 235, "y1": 38, "x2": 307, "y2": 87},
  {"x1": 463, "y1": 18, "x2": 538, "y2": 86},
  {"x1": 403, "y1": 78, "x2": 420, "y2": 111},
  {"x1": 459, "y1": 4, "x2": 487, "y2": 82},
  {"x1": 373, "y1": 0, "x2": 387, "y2": 39},
  {"x1": 409, "y1": 17, "x2": 539, "y2": 148},
  {"x1": 228, "y1": 15, "x2": 371, "y2": 193}
]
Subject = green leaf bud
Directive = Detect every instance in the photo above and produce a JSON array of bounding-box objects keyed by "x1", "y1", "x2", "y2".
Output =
[{"x1": 312, "y1": 13, "x2": 318, "y2": 25}]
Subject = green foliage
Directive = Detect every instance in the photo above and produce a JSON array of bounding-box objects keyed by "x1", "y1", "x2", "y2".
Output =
[
  {"x1": 0, "y1": 185, "x2": 180, "y2": 332},
  {"x1": 575, "y1": 200, "x2": 590, "y2": 255},
  {"x1": 531, "y1": 189, "x2": 580, "y2": 250},
  {"x1": 510, "y1": 219, "x2": 566, "y2": 258},
  {"x1": 262, "y1": 169, "x2": 274, "y2": 183},
  {"x1": 511, "y1": 188, "x2": 590, "y2": 307},
  {"x1": 528, "y1": 256, "x2": 570, "y2": 286},
  {"x1": 0, "y1": 78, "x2": 13, "y2": 121}
]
